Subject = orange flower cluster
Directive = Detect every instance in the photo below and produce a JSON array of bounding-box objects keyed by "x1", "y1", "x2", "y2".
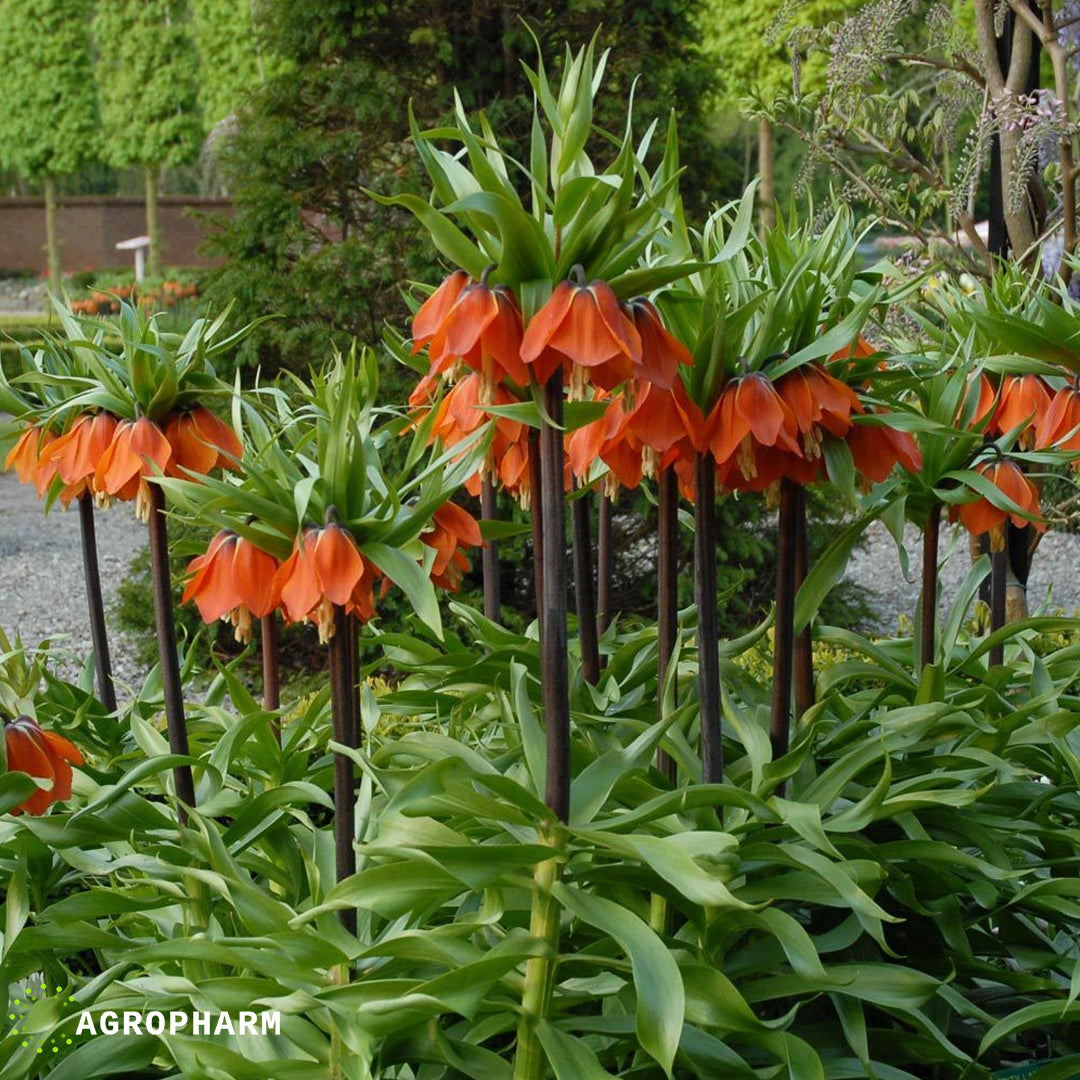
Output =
[
  {"x1": 412, "y1": 273, "x2": 920, "y2": 503},
  {"x1": 183, "y1": 503, "x2": 483, "y2": 644},
  {"x1": 5, "y1": 408, "x2": 241, "y2": 520},
  {"x1": 3, "y1": 715, "x2": 83, "y2": 816},
  {"x1": 70, "y1": 279, "x2": 199, "y2": 317}
]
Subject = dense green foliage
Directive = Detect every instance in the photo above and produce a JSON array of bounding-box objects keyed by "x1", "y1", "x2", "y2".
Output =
[
  {"x1": 202, "y1": 0, "x2": 736, "y2": 375},
  {"x1": 0, "y1": 0, "x2": 99, "y2": 181},
  {"x1": 92, "y1": 0, "x2": 202, "y2": 172}
]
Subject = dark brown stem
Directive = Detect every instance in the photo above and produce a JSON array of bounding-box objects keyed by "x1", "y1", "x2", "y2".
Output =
[
  {"x1": 78, "y1": 493, "x2": 116, "y2": 713},
  {"x1": 481, "y1": 472, "x2": 501, "y2": 623},
  {"x1": 771, "y1": 480, "x2": 797, "y2": 769},
  {"x1": 990, "y1": 546, "x2": 1007, "y2": 667},
  {"x1": 656, "y1": 466, "x2": 678, "y2": 784},
  {"x1": 261, "y1": 614, "x2": 280, "y2": 742},
  {"x1": 572, "y1": 483, "x2": 600, "y2": 685},
  {"x1": 793, "y1": 485, "x2": 814, "y2": 718},
  {"x1": 329, "y1": 604, "x2": 357, "y2": 934},
  {"x1": 541, "y1": 373, "x2": 570, "y2": 821},
  {"x1": 529, "y1": 427, "x2": 545, "y2": 640},
  {"x1": 597, "y1": 491, "x2": 613, "y2": 639},
  {"x1": 920, "y1": 505, "x2": 941, "y2": 669},
  {"x1": 348, "y1": 609, "x2": 361, "y2": 748},
  {"x1": 147, "y1": 485, "x2": 195, "y2": 820},
  {"x1": 693, "y1": 453, "x2": 722, "y2": 784}
]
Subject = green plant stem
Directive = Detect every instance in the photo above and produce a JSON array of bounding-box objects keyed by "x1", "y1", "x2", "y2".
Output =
[
  {"x1": 145, "y1": 166, "x2": 161, "y2": 279},
  {"x1": 481, "y1": 472, "x2": 502, "y2": 623},
  {"x1": 513, "y1": 831, "x2": 562, "y2": 1080},
  {"x1": 597, "y1": 491, "x2": 613, "y2": 640},
  {"x1": 694, "y1": 452, "x2": 722, "y2": 784},
  {"x1": 43, "y1": 175, "x2": 61, "y2": 294},
  {"x1": 656, "y1": 466, "x2": 678, "y2": 784},
  {"x1": 572, "y1": 482, "x2": 600, "y2": 685},
  {"x1": 328, "y1": 604, "x2": 357, "y2": 935},
  {"x1": 78, "y1": 493, "x2": 117, "y2": 713},
  {"x1": 771, "y1": 479, "x2": 797, "y2": 769},
  {"x1": 540, "y1": 372, "x2": 570, "y2": 820},
  {"x1": 793, "y1": 484, "x2": 814, "y2": 717},
  {"x1": 147, "y1": 484, "x2": 195, "y2": 821},
  {"x1": 920, "y1": 504, "x2": 941, "y2": 670}
]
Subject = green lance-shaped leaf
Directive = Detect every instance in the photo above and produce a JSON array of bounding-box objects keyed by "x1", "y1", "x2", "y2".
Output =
[{"x1": 552, "y1": 883, "x2": 683, "y2": 1075}]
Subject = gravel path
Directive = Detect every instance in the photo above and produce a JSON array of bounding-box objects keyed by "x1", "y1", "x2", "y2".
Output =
[
  {"x1": 0, "y1": 464, "x2": 146, "y2": 691},
  {"x1": 845, "y1": 519, "x2": 1080, "y2": 634}
]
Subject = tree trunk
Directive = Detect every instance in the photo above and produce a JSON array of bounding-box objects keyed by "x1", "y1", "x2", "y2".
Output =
[
  {"x1": 145, "y1": 165, "x2": 162, "y2": 279},
  {"x1": 757, "y1": 118, "x2": 776, "y2": 232},
  {"x1": 43, "y1": 176, "x2": 61, "y2": 294}
]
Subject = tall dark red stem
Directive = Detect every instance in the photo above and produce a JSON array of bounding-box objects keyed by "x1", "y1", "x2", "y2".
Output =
[
  {"x1": 597, "y1": 492, "x2": 613, "y2": 640},
  {"x1": 481, "y1": 473, "x2": 502, "y2": 623},
  {"x1": 329, "y1": 604, "x2": 357, "y2": 934},
  {"x1": 793, "y1": 485, "x2": 814, "y2": 718},
  {"x1": 529, "y1": 427, "x2": 545, "y2": 639},
  {"x1": 694, "y1": 452, "x2": 722, "y2": 784},
  {"x1": 920, "y1": 504, "x2": 941, "y2": 669},
  {"x1": 261, "y1": 613, "x2": 280, "y2": 743},
  {"x1": 572, "y1": 483, "x2": 600, "y2": 685},
  {"x1": 147, "y1": 485, "x2": 195, "y2": 820},
  {"x1": 771, "y1": 480, "x2": 798, "y2": 769},
  {"x1": 990, "y1": 547, "x2": 1007, "y2": 667},
  {"x1": 78, "y1": 493, "x2": 117, "y2": 713},
  {"x1": 656, "y1": 466, "x2": 678, "y2": 784},
  {"x1": 540, "y1": 372, "x2": 570, "y2": 821}
]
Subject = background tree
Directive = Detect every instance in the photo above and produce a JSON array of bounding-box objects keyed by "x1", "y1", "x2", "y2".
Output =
[
  {"x1": 0, "y1": 0, "x2": 99, "y2": 290},
  {"x1": 93, "y1": 0, "x2": 203, "y2": 278},
  {"x1": 705, "y1": 0, "x2": 869, "y2": 227},
  {"x1": 202, "y1": 0, "x2": 734, "y2": 374}
]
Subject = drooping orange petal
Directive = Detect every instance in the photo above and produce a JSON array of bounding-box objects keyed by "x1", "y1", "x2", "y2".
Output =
[
  {"x1": 520, "y1": 280, "x2": 576, "y2": 365},
  {"x1": 312, "y1": 525, "x2": 365, "y2": 606},
  {"x1": 274, "y1": 538, "x2": 322, "y2": 623},
  {"x1": 412, "y1": 270, "x2": 470, "y2": 352},
  {"x1": 233, "y1": 536, "x2": 280, "y2": 618}
]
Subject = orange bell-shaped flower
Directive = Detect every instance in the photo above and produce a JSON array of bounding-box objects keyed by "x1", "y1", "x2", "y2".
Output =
[
  {"x1": 990, "y1": 374, "x2": 1051, "y2": 448},
  {"x1": 708, "y1": 373, "x2": 802, "y2": 482},
  {"x1": 4, "y1": 715, "x2": 83, "y2": 816},
  {"x1": 420, "y1": 277, "x2": 529, "y2": 392},
  {"x1": 520, "y1": 277, "x2": 642, "y2": 397},
  {"x1": 42, "y1": 412, "x2": 120, "y2": 505},
  {"x1": 183, "y1": 530, "x2": 281, "y2": 642},
  {"x1": 93, "y1": 417, "x2": 173, "y2": 519},
  {"x1": 273, "y1": 523, "x2": 374, "y2": 642},
  {"x1": 952, "y1": 459, "x2": 1044, "y2": 550},
  {"x1": 4, "y1": 424, "x2": 60, "y2": 498},
  {"x1": 625, "y1": 299, "x2": 692, "y2": 390},
  {"x1": 165, "y1": 407, "x2": 242, "y2": 478},
  {"x1": 423, "y1": 501, "x2": 483, "y2": 591},
  {"x1": 847, "y1": 414, "x2": 922, "y2": 484},
  {"x1": 1036, "y1": 384, "x2": 1080, "y2": 456},
  {"x1": 775, "y1": 364, "x2": 861, "y2": 459}
]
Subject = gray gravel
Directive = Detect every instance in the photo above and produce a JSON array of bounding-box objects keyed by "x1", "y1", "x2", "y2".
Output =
[
  {"x1": 844, "y1": 519, "x2": 1080, "y2": 635},
  {"x1": 0, "y1": 464, "x2": 146, "y2": 693}
]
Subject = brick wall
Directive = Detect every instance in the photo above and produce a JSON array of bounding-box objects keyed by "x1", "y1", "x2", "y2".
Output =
[{"x1": 0, "y1": 196, "x2": 233, "y2": 274}]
